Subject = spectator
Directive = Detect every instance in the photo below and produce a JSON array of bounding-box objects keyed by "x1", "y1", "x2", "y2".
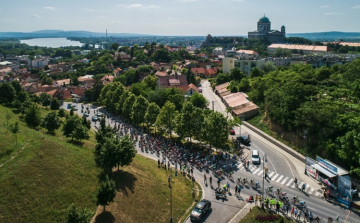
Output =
[
  {"x1": 235, "y1": 185, "x2": 238, "y2": 196},
  {"x1": 275, "y1": 201, "x2": 280, "y2": 214},
  {"x1": 291, "y1": 207, "x2": 294, "y2": 217},
  {"x1": 294, "y1": 208, "x2": 298, "y2": 219}
]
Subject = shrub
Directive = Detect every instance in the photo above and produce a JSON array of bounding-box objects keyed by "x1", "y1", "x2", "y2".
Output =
[{"x1": 255, "y1": 214, "x2": 280, "y2": 222}]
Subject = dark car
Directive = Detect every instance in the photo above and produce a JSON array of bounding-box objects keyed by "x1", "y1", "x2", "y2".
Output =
[
  {"x1": 237, "y1": 136, "x2": 251, "y2": 145},
  {"x1": 190, "y1": 199, "x2": 211, "y2": 221},
  {"x1": 229, "y1": 127, "x2": 235, "y2": 135}
]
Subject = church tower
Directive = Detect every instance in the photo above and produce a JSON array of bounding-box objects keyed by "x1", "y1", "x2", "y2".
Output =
[{"x1": 281, "y1": 25, "x2": 285, "y2": 34}]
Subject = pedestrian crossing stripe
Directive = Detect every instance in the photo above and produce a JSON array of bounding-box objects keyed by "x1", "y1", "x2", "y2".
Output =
[
  {"x1": 250, "y1": 166, "x2": 255, "y2": 172},
  {"x1": 253, "y1": 169, "x2": 260, "y2": 175},
  {"x1": 268, "y1": 172, "x2": 275, "y2": 178},
  {"x1": 275, "y1": 175, "x2": 284, "y2": 183},
  {"x1": 308, "y1": 188, "x2": 314, "y2": 194},
  {"x1": 272, "y1": 173, "x2": 279, "y2": 181},
  {"x1": 290, "y1": 182, "x2": 295, "y2": 188},
  {"x1": 281, "y1": 177, "x2": 288, "y2": 185},
  {"x1": 298, "y1": 182, "x2": 304, "y2": 189},
  {"x1": 257, "y1": 170, "x2": 263, "y2": 176},
  {"x1": 314, "y1": 191, "x2": 320, "y2": 196},
  {"x1": 286, "y1": 179, "x2": 293, "y2": 186}
]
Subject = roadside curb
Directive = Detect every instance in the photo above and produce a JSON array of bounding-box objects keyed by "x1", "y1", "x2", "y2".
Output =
[{"x1": 228, "y1": 202, "x2": 254, "y2": 223}]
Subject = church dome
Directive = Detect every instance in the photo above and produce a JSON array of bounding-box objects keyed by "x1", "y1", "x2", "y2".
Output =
[{"x1": 259, "y1": 16, "x2": 270, "y2": 23}]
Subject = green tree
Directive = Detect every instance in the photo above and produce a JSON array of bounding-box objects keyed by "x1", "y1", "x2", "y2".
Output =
[
  {"x1": 39, "y1": 92, "x2": 51, "y2": 109},
  {"x1": 111, "y1": 43, "x2": 119, "y2": 51},
  {"x1": 230, "y1": 67, "x2": 246, "y2": 81},
  {"x1": 156, "y1": 101, "x2": 178, "y2": 138},
  {"x1": 41, "y1": 111, "x2": 62, "y2": 134},
  {"x1": 263, "y1": 61, "x2": 276, "y2": 73},
  {"x1": 250, "y1": 67, "x2": 265, "y2": 78},
  {"x1": 25, "y1": 104, "x2": 42, "y2": 129},
  {"x1": 96, "y1": 175, "x2": 116, "y2": 212},
  {"x1": 72, "y1": 124, "x2": 90, "y2": 142},
  {"x1": 175, "y1": 102, "x2": 194, "y2": 140},
  {"x1": 62, "y1": 116, "x2": 80, "y2": 141},
  {"x1": 189, "y1": 92, "x2": 209, "y2": 109},
  {"x1": 145, "y1": 102, "x2": 160, "y2": 132},
  {"x1": 131, "y1": 95, "x2": 149, "y2": 127},
  {"x1": 4, "y1": 110, "x2": 12, "y2": 129},
  {"x1": 66, "y1": 203, "x2": 94, "y2": 223},
  {"x1": 0, "y1": 83, "x2": 16, "y2": 104},
  {"x1": 204, "y1": 111, "x2": 229, "y2": 150},
  {"x1": 50, "y1": 98, "x2": 60, "y2": 110},
  {"x1": 9, "y1": 122, "x2": 20, "y2": 145},
  {"x1": 122, "y1": 93, "x2": 136, "y2": 122},
  {"x1": 58, "y1": 108, "x2": 66, "y2": 117}
]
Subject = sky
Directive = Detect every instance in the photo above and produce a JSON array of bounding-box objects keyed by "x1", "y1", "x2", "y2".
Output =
[{"x1": 1, "y1": 0, "x2": 360, "y2": 36}]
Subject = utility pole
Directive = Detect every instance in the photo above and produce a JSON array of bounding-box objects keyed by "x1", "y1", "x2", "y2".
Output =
[
  {"x1": 262, "y1": 153, "x2": 267, "y2": 204},
  {"x1": 304, "y1": 130, "x2": 308, "y2": 174},
  {"x1": 169, "y1": 168, "x2": 173, "y2": 223}
]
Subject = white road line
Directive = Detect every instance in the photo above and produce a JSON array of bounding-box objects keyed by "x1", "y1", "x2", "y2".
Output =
[
  {"x1": 308, "y1": 188, "x2": 314, "y2": 195},
  {"x1": 286, "y1": 179, "x2": 293, "y2": 186},
  {"x1": 239, "y1": 166, "x2": 245, "y2": 171},
  {"x1": 257, "y1": 170, "x2": 263, "y2": 176},
  {"x1": 314, "y1": 191, "x2": 320, "y2": 197},
  {"x1": 269, "y1": 172, "x2": 275, "y2": 178},
  {"x1": 281, "y1": 177, "x2": 288, "y2": 185},
  {"x1": 298, "y1": 182, "x2": 304, "y2": 190},
  {"x1": 290, "y1": 182, "x2": 295, "y2": 188},
  {"x1": 253, "y1": 169, "x2": 260, "y2": 175},
  {"x1": 275, "y1": 175, "x2": 284, "y2": 183},
  {"x1": 249, "y1": 166, "x2": 255, "y2": 172},
  {"x1": 272, "y1": 174, "x2": 279, "y2": 181}
]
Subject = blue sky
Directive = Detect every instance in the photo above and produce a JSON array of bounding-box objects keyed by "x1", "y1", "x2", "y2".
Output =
[{"x1": 1, "y1": 0, "x2": 359, "y2": 35}]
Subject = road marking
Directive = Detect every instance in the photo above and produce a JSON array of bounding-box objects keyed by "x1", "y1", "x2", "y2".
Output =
[
  {"x1": 281, "y1": 177, "x2": 288, "y2": 185},
  {"x1": 275, "y1": 175, "x2": 284, "y2": 183},
  {"x1": 257, "y1": 170, "x2": 263, "y2": 176},
  {"x1": 253, "y1": 169, "x2": 260, "y2": 175},
  {"x1": 239, "y1": 166, "x2": 245, "y2": 171},
  {"x1": 314, "y1": 191, "x2": 320, "y2": 197},
  {"x1": 308, "y1": 188, "x2": 314, "y2": 195},
  {"x1": 298, "y1": 182, "x2": 304, "y2": 190},
  {"x1": 268, "y1": 172, "x2": 275, "y2": 178},
  {"x1": 305, "y1": 184, "x2": 311, "y2": 192},
  {"x1": 307, "y1": 207, "x2": 317, "y2": 211},
  {"x1": 286, "y1": 179, "x2": 293, "y2": 186},
  {"x1": 249, "y1": 166, "x2": 255, "y2": 172},
  {"x1": 272, "y1": 174, "x2": 279, "y2": 181}
]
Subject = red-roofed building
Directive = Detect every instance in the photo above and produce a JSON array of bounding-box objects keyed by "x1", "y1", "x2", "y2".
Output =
[
  {"x1": 191, "y1": 67, "x2": 218, "y2": 78},
  {"x1": 101, "y1": 75, "x2": 114, "y2": 85}
]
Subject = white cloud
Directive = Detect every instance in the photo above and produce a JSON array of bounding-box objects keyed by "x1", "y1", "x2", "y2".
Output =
[
  {"x1": 128, "y1": 4, "x2": 159, "y2": 9},
  {"x1": 44, "y1": 6, "x2": 54, "y2": 10},
  {"x1": 351, "y1": 5, "x2": 360, "y2": 9},
  {"x1": 320, "y1": 5, "x2": 329, "y2": 8},
  {"x1": 324, "y1": 12, "x2": 344, "y2": 15},
  {"x1": 32, "y1": 14, "x2": 40, "y2": 17}
]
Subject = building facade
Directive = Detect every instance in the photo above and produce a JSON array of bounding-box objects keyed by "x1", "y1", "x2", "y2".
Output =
[
  {"x1": 222, "y1": 56, "x2": 266, "y2": 75},
  {"x1": 248, "y1": 15, "x2": 285, "y2": 43}
]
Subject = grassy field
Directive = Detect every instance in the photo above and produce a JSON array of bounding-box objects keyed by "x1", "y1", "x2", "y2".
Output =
[
  {"x1": 93, "y1": 155, "x2": 199, "y2": 223},
  {"x1": 0, "y1": 104, "x2": 197, "y2": 223},
  {"x1": 240, "y1": 206, "x2": 295, "y2": 223},
  {"x1": 0, "y1": 105, "x2": 101, "y2": 223}
]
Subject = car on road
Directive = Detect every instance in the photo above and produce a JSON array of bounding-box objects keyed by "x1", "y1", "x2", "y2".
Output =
[
  {"x1": 190, "y1": 199, "x2": 211, "y2": 222},
  {"x1": 229, "y1": 127, "x2": 235, "y2": 135},
  {"x1": 199, "y1": 88, "x2": 202, "y2": 93},
  {"x1": 83, "y1": 112, "x2": 89, "y2": 117},
  {"x1": 67, "y1": 104, "x2": 72, "y2": 109},
  {"x1": 97, "y1": 112, "x2": 104, "y2": 117},
  {"x1": 71, "y1": 105, "x2": 78, "y2": 111},
  {"x1": 252, "y1": 150, "x2": 260, "y2": 165},
  {"x1": 237, "y1": 136, "x2": 251, "y2": 145},
  {"x1": 92, "y1": 116, "x2": 98, "y2": 122}
]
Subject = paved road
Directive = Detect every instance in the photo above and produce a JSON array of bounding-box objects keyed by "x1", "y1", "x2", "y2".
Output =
[{"x1": 62, "y1": 102, "x2": 360, "y2": 223}]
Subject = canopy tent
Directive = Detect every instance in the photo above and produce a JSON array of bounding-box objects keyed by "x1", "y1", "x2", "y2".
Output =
[{"x1": 311, "y1": 164, "x2": 336, "y2": 178}]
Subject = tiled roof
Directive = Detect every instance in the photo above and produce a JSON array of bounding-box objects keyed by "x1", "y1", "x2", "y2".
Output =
[
  {"x1": 191, "y1": 67, "x2": 218, "y2": 77},
  {"x1": 268, "y1": 44, "x2": 328, "y2": 52},
  {"x1": 158, "y1": 75, "x2": 188, "y2": 88},
  {"x1": 188, "y1": 83, "x2": 199, "y2": 93},
  {"x1": 236, "y1": 50, "x2": 258, "y2": 55}
]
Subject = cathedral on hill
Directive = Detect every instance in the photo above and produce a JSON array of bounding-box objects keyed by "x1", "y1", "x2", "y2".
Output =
[{"x1": 248, "y1": 15, "x2": 285, "y2": 43}]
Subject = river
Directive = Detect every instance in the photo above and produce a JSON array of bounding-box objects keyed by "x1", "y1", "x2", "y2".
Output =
[{"x1": 20, "y1": 38, "x2": 83, "y2": 48}]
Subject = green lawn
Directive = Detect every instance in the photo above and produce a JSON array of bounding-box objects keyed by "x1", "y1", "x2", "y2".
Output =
[
  {"x1": 0, "y1": 104, "x2": 197, "y2": 223},
  {"x1": 240, "y1": 206, "x2": 295, "y2": 223},
  {"x1": 94, "y1": 155, "x2": 200, "y2": 223}
]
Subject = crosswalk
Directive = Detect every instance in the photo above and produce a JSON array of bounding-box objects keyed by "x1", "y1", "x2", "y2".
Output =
[{"x1": 236, "y1": 163, "x2": 321, "y2": 197}]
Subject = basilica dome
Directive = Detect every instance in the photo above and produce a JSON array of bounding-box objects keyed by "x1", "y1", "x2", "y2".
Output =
[{"x1": 259, "y1": 16, "x2": 270, "y2": 23}]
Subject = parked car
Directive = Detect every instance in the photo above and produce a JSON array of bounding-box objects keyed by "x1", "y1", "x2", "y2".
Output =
[
  {"x1": 199, "y1": 88, "x2": 202, "y2": 93},
  {"x1": 67, "y1": 104, "x2": 72, "y2": 109},
  {"x1": 83, "y1": 112, "x2": 89, "y2": 117},
  {"x1": 97, "y1": 112, "x2": 104, "y2": 117},
  {"x1": 190, "y1": 199, "x2": 211, "y2": 222},
  {"x1": 237, "y1": 136, "x2": 251, "y2": 145},
  {"x1": 72, "y1": 105, "x2": 78, "y2": 111},
  {"x1": 92, "y1": 116, "x2": 98, "y2": 122},
  {"x1": 252, "y1": 150, "x2": 260, "y2": 165},
  {"x1": 229, "y1": 127, "x2": 235, "y2": 135}
]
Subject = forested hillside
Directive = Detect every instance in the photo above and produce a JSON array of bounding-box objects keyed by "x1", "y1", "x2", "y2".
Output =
[{"x1": 247, "y1": 59, "x2": 360, "y2": 178}]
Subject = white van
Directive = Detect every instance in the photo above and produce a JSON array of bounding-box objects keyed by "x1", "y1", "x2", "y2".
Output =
[{"x1": 252, "y1": 150, "x2": 260, "y2": 165}]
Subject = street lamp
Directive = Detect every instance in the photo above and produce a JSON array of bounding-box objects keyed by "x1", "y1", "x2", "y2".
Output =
[
  {"x1": 168, "y1": 170, "x2": 173, "y2": 223},
  {"x1": 262, "y1": 153, "x2": 267, "y2": 203},
  {"x1": 303, "y1": 130, "x2": 308, "y2": 174}
]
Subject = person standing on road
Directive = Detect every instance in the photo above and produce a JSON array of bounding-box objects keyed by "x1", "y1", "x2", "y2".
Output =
[
  {"x1": 286, "y1": 204, "x2": 290, "y2": 215},
  {"x1": 294, "y1": 208, "x2": 298, "y2": 219},
  {"x1": 255, "y1": 194, "x2": 258, "y2": 206},
  {"x1": 275, "y1": 201, "x2": 280, "y2": 213},
  {"x1": 227, "y1": 182, "x2": 230, "y2": 192},
  {"x1": 296, "y1": 210, "x2": 301, "y2": 220},
  {"x1": 204, "y1": 174, "x2": 207, "y2": 184},
  {"x1": 235, "y1": 185, "x2": 238, "y2": 196},
  {"x1": 291, "y1": 207, "x2": 294, "y2": 217},
  {"x1": 209, "y1": 176, "x2": 212, "y2": 187},
  {"x1": 217, "y1": 178, "x2": 220, "y2": 189},
  {"x1": 158, "y1": 159, "x2": 160, "y2": 168}
]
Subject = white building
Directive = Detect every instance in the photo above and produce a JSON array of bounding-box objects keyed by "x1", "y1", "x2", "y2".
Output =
[
  {"x1": 31, "y1": 58, "x2": 49, "y2": 68},
  {"x1": 212, "y1": 47, "x2": 224, "y2": 56},
  {"x1": 222, "y1": 56, "x2": 266, "y2": 75}
]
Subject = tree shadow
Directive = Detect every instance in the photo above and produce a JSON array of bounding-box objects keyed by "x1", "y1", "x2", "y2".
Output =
[
  {"x1": 65, "y1": 139, "x2": 85, "y2": 147},
  {"x1": 94, "y1": 211, "x2": 115, "y2": 223},
  {"x1": 112, "y1": 170, "x2": 137, "y2": 196}
]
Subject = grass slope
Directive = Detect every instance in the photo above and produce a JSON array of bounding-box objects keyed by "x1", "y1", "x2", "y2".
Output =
[
  {"x1": 0, "y1": 105, "x2": 100, "y2": 223},
  {"x1": 240, "y1": 206, "x2": 295, "y2": 223},
  {"x1": 94, "y1": 155, "x2": 196, "y2": 223}
]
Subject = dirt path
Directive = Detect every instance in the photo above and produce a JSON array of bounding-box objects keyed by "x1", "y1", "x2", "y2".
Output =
[{"x1": 0, "y1": 142, "x2": 27, "y2": 168}]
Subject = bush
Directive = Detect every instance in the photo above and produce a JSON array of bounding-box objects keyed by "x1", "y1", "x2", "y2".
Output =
[{"x1": 255, "y1": 214, "x2": 280, "y2": 222}]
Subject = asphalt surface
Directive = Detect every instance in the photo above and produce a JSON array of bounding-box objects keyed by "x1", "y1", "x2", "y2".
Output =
[{"x1": 62, "y1": 101, "x2": 360, "y2": 223}]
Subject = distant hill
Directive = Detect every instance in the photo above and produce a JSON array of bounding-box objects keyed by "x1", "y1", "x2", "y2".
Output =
[
  {"x1": 287, "y1": 31, "x2": 360, "y2": 41},
  {"x1": 0, "y1": 30, "x2": 155, "y2": 38}
]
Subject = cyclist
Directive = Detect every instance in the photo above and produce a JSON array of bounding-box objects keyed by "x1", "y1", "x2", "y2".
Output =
[
  {"x1": 294, "y1": 177, "x2": 298, "y2": 185},
  {"x1": 204, "y1": 174, "x2": 207, "y2": 183},
  {"x1": 268, "y1": 186, "x2": 273, "y2": 192},
  {"x1": 250, "y1": 179, "x2": 255, "y2": 186},
  {"x1": 255, "y1": 182, "x2": 259, "y2": 189},
  {"x1": 300, "y1": 200, "x2": 306, "y2": 207},
  {"x1": 209, "y1": 176, "x2": 212, "y2": 186},
  {"x1": 238, "y1": 176, "x2": 242, "y2": 184},
  {"x1": 243, "y1": 177, "x2": 247, "y2": 184},
  {"x1": 293, "y1": 195, "x2": 299, "y2": 203},
  {"x1": 277, "y1": 188, "x2": 282, "y2": 195}
]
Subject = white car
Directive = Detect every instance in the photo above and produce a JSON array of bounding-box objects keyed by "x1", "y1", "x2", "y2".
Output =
[{"x1": 252, "y1": 150, "x2": 260, "y2": 165}]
